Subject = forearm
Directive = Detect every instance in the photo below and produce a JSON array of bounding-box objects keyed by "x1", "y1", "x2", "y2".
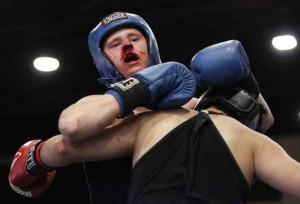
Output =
[
  {"x1": 41, "y1": 125, "x2": 135, "y2": 168},
  {"x1": 182, "y1": 97, "x2": 198, "y2": 109},
  {"x1": 39, "y1": 135, "x2": 73, "y2": 167},
  {"x1": 39, "y1": 134, "x2": 117, "y2": 167},
  {"x1": 58, "y1": 94, "x2": 121, "y2": 142}
]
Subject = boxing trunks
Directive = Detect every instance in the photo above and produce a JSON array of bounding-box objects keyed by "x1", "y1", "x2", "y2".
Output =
[{"x1": 128, "y1": 111, "x2": 250, "y2": 204}]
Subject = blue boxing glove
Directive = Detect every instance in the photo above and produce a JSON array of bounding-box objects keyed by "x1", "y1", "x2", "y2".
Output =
[
  {"x1": 106, "y1": 61, "x2": 196, "y2": 117},
  {"x1": 190, "y1": 40, "x2": 260, "y2": 98}
]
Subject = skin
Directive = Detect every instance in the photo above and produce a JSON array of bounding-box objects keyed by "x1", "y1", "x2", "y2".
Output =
[
  {"x1": 47, "y1": 28, "x2": 275, "y2": 160},
  {"x1": 42, "y1": 94, "x2": 300, "y2": 198},
  {"x1": 11, "y1": 27, "x2": 278, "y2": 199},
  {"x1": 103, "y1": 28, "x2": 149, "y2": 79},
  {"x1": 102, "y1": 28, "x2": 274, "y2": 132},
  {"x1": 102, "y1": 27, "x2": 274, "y2": 131}
]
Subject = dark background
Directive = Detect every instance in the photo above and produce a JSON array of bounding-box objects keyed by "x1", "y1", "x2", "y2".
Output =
[{"x1": 1, "y1": 0, "x2": 300, "y2": 203}]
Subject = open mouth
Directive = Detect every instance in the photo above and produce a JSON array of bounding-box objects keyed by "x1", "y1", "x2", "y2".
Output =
[{"x1": 124, "y1": 52, "x2": 139, "y2": 63}]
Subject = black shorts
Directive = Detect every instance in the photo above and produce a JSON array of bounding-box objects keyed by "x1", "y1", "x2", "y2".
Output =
[{"x1": 128, "y1": 112, "x2": 250, "y2": 204}]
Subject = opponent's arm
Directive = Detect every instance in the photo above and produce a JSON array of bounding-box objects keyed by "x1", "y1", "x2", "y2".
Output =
[
  {"x1": 182, "y1": 97, "x2": 199, "y2": 109},
  {"x1": 253, "y1": 133, "x2": 300, "y2": 198},
  {"x1": 255, "y1": 94, "x2": 274, "y2": 132}
]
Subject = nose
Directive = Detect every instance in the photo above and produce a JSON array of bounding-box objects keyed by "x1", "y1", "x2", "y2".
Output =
[{"x1": 122, "y1": 39, "x2": 133, "y2": 51}]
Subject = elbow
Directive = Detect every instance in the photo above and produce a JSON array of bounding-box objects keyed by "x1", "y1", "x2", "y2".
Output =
[{"x1": 58, "y1": 111, "x2": 84, "y2": 142}]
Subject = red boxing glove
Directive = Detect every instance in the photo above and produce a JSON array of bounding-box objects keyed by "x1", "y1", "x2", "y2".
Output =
[{"x1": 8, "y1": 139, "x2": 56, "y2": 197}]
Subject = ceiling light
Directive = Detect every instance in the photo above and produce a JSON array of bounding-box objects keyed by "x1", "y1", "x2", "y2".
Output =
[
  {"x1": 33, "y1": 57, "x2": 60, "y2": 72},
  {"x1": 272, "y1": 35, "x2": 297, "y2": 50}
]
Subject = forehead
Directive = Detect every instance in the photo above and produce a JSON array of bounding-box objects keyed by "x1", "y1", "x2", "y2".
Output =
[{"x1": 105, "y1": 28, "x2": 145, "y2": 42}]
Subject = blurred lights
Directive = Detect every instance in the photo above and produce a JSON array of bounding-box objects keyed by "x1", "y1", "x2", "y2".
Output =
[
  {"x1": 272, "y1": 35, "x2": 297, "y2": 50},
  {"x1": 33, "y1": 57, "x2": 60, "y2": 72}
]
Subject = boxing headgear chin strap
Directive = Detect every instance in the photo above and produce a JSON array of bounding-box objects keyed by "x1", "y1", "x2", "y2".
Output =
[{"x1": 88, "y1": 12, "x2": 162, "y2": 87}]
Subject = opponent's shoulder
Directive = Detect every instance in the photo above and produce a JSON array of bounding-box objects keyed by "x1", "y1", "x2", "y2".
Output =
[{"x1": 210, "y1": 113, "x2": 260, "y2": 141}]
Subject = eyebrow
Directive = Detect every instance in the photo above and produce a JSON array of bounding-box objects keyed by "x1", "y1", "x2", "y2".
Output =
[{"x1": 105, "y1": 32, "x2": 143, "y2": 47}]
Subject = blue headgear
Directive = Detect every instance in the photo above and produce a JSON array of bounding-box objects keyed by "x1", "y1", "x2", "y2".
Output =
[{"x1": 88, "y1": 12, "x2": 161, "y2": 87}]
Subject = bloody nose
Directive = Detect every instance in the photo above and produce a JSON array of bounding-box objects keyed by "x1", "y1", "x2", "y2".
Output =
[{"x1": 123, "y1": 43, "x2": 134, "y2": 51}]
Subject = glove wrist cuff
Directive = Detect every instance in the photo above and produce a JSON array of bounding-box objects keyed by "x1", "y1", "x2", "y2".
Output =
[
  {"x1": 26, "y1": 140, "x2": 55, "y2": 176},
  {"x1": 106, "y1": 77, "x2": 151, "y2": 117}
]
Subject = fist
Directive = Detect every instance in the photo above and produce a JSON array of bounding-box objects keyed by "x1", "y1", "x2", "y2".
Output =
[{"x1": 8, "y1": 140, "x2": 56, "y2": 197}]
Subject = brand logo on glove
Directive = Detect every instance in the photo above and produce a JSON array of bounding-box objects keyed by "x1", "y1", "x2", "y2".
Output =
[
  {"x1": 112, "y1": 78, "x2": 139, "y2": 91},
  {"x1": 26, "y1": 145, "x2": 37, "y2": 171},
  {"x1": 102, "y1": 12, "x2": 128, "y2": 27}
]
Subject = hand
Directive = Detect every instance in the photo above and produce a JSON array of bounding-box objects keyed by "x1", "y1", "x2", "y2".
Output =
[
  {"x1": 8, "y1": 140, "x2": 56, "y2": 197},
  {"x1": 106, "y1": 61, "x2": 196, "y2": 116},
  {"x1": 190, "y1": 40, "x2": 260, "y2": 98}
]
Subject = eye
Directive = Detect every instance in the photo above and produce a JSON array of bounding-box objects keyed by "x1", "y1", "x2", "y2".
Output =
[
  {"x1": 112, "y1": 41, "x2": 121, "y2": 48},
  {"x1": 129, "y1": 36, "x2": 139, "y2": 42}
]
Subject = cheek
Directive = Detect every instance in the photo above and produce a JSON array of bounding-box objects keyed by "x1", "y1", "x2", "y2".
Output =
[
  {"x1": 106, "y1": 50, "x2": 120, "y2": 64},
  {"x1": 142, "y1": 50, "x2": 149, "y2": 64},
  {"x1": 135, "y1": 42, "x2": 148, "y2": 53},
  {"x1": 138, "y1": 45, "x2": 149, "y2": 60}
]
